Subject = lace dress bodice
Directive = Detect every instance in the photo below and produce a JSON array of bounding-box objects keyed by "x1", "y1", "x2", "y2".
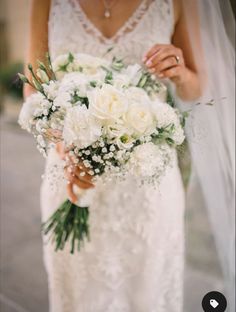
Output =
[
  {"x1": 41, "y1": 1, "x2": 185, "y2": 312},
  {"x1": 49, "y1": 0, "x2": 174, "y2": 63}
]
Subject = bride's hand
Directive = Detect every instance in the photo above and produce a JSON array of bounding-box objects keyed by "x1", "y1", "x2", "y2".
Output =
[
  {"x1": 143, "y1": 44, "x2": 189, "y2": 85},
  {"x1": 56, "y1": 142, "x2": 94, "y2": 203}
]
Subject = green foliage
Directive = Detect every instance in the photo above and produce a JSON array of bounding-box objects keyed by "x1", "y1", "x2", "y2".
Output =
[
  {"x1": 42, "y1": 200, "x2": 90, "y2": 254},
  {"x1": 111, "y1": 56, "x2": 125, "y2": 71},
  {"x1": 166, "y1": 89, "x2": 175, "y2": 107}
]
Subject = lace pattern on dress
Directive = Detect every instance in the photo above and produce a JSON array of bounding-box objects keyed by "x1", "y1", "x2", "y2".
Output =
[
  {"x1": 43, "y1": 1, "x2": 185, "y2": 311},
  {"x1": 69, "y1": 0, "x2": 156, "y2": 44},
  {"x1": 49, "y1": 0, "x2": 174, "y2": 61}
]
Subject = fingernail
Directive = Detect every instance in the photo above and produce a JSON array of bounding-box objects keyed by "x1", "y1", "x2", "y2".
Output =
[
  {"x1": 149, "y1": 68, "x2": 156, "y2": 73},
  {"x1": 158, "y1": 73, "x2": 164, "y2": 78},
  {"x1": 142, "y1": 56, "x2": 147, "y2": 62},
  {"x1": 146, "y1": 60, "x2": 152, "y2": 67}
]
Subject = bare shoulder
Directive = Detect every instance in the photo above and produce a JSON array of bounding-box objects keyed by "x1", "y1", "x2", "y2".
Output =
[
  {"x1": 29, "y1": 0, "x2": 51, "y2": 37},
  {"x1": 172, "y1": 0, "x2": 182, "y2": 24},
  {"x1": 30, "y1": 0, "x2": 51, "y2": 17},
  {"x1": 31, "y1": 0, "x2": 51, "y2": 8}
]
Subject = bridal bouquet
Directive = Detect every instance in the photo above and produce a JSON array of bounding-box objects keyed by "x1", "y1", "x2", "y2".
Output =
[{"x1": 18, "y1": 52, "x2": 186, "y2": 253}]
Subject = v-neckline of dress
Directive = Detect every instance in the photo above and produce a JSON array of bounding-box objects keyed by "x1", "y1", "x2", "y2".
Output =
[{"x1": 71, "y1": 0, "x2": 156, "y2": 45}]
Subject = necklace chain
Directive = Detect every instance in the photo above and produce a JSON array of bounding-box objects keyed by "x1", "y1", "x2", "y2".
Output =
[{"x1": 102, "y1": 0, "x2": 119, "y2": 18}]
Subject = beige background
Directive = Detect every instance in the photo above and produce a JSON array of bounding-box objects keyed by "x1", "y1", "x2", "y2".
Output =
[{"x1": 0, "y1": 0, "x2": 30, "y2": 64}]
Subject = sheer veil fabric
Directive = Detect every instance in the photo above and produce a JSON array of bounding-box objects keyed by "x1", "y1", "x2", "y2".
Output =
[{"x1": 178, "y1": 1, "x2": 235, "y2": 310}]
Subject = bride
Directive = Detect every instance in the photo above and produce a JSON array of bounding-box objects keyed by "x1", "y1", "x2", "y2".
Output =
[{"x1": 24, "y1": 0, "x2": 235, "y2": 311}]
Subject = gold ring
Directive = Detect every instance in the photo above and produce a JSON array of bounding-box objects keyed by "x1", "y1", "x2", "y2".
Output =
[{"x1": 175, "y1": 55, "x2": 180, "y2": 64}]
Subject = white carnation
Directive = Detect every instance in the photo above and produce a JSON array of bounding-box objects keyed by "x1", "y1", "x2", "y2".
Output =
[
  {"x1": 151, "y1": 100, "x2": 185, "y2": 145},
  {"x1": 18, "y1": 93, "x2": 48, "y2": 131},
  {"x1": 59, "y1": 72, "x2": 89, "y2": 98},
  {"x1": 151, "y1": 100, "x2": 179, "y2": 128},
  {"x1": 54, "y1": 91, "x2": 72, "y2": 109},
  {"x1": 63, "y1": 105, "x2": 101, "y2": 149},
  {"x1": 171, "y1": 125, "x2": 185, "y2": 145},
  {"x1": 43, "y1": 81, "x2": 59, "y2": 100},
  {"x1": 128, "y1": 142, "x2": 171, "y2": 178}
]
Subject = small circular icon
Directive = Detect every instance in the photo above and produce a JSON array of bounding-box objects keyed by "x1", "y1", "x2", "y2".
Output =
[{"x1": 202, "y1": 291, "x2": 227, "y2": 312}]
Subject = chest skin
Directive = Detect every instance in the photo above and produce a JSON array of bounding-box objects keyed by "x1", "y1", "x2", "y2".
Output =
[{"x1": 78, "y1": 0, "x2": 145, "y2": 39}]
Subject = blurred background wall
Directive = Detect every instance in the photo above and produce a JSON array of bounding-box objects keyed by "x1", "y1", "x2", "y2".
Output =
[
  {"x1": 0, "y1": 0, "x2": 30, "y2": 113},
  {"x1": 1, "y1": 0, "x2": 30, "y2": 62},
  {"x1": 0, "y1": 1, "x2": 235, "y2": 312}
]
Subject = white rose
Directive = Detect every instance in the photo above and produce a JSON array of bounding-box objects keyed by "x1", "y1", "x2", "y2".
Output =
[
  {"x1": 63, "y1": 105, "x2": 101, "y2": 148},
  {"x1": 125, "y1": 87, "x2": 150, "y2": 104},
  {"x1": 124, "y1": 102, "x2": 156, "y2": 137},
  {"x1": 18, "y1": 93, "x2": 47, "y2": 131},
  {"x1": 88, "y1": 84, "x2": 128, "y2": 123}
]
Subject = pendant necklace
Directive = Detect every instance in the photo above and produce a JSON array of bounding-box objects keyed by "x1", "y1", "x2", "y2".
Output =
[{"x1": 102, "y1": 0, "x2": 119, "y2": 18}]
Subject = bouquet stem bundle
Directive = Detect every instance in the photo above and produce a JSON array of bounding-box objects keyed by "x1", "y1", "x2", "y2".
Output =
[{"x1": 42, "y1": 200, "x2": 89, "y2": 253}]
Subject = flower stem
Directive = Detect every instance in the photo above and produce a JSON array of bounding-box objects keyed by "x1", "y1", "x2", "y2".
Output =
[{"x1": 42, "y1": 199, "x2": 89, "y2": 253}]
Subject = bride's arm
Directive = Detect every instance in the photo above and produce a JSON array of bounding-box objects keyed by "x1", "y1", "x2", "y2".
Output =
[
  {"x1": 143, "y1": 0, "x2": 202, "y2": 101},
  {"x1": 24, "y1": 0, "x2": 51, "y2": 98},
  {"x1": 25, "y1": 0, "x2": 93, "y2": 201}
]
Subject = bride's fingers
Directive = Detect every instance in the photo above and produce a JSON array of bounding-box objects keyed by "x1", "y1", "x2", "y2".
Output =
[
  {"x1": 149, "y1": 57, "x2": 180, "y2": 75},
  {"x1": 145, "y1": 47, "x2": 183, "y2": 68},
  {"x1": 56, "y1": 142, "x2": 66, "y2": 159},
  {"x1": 65, "y1": 171, "x2": 94, "y2": 189},
  {"x1": 65, "y1": 163, "x2": 94, "y2": 184},
  {"x1": 146, "y1": 50, "x2": 178, "y2": 68},
  {"x1": 73, "y1": 167, "x2": 93, "y2": 183},
  {"x1": 158, "y1": 65, "x2": 182, "y2": 79},
  {"x1": 143, "y1": 44, "x2": 168, "y2": 62},
  {"x1": 66, "y1": 182, "x2": 78, "y2": 203},
  {"x1": 146, "y1": 49, "x2": 171, "y2": 67}
]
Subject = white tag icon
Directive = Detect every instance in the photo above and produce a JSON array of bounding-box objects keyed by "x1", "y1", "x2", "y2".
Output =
[{"x1": 210, "y1": 299, "x2": 219, "y2": 308}]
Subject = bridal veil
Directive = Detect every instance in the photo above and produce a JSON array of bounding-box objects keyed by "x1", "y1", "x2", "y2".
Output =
[{"x1": 178, "y1": 1, "x2": 235, "y2": 310}]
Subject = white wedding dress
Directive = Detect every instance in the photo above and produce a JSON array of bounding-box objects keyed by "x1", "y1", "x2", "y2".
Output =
[{"x1": 41, "y1": 0, "x2": 185, "y2": 311}]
